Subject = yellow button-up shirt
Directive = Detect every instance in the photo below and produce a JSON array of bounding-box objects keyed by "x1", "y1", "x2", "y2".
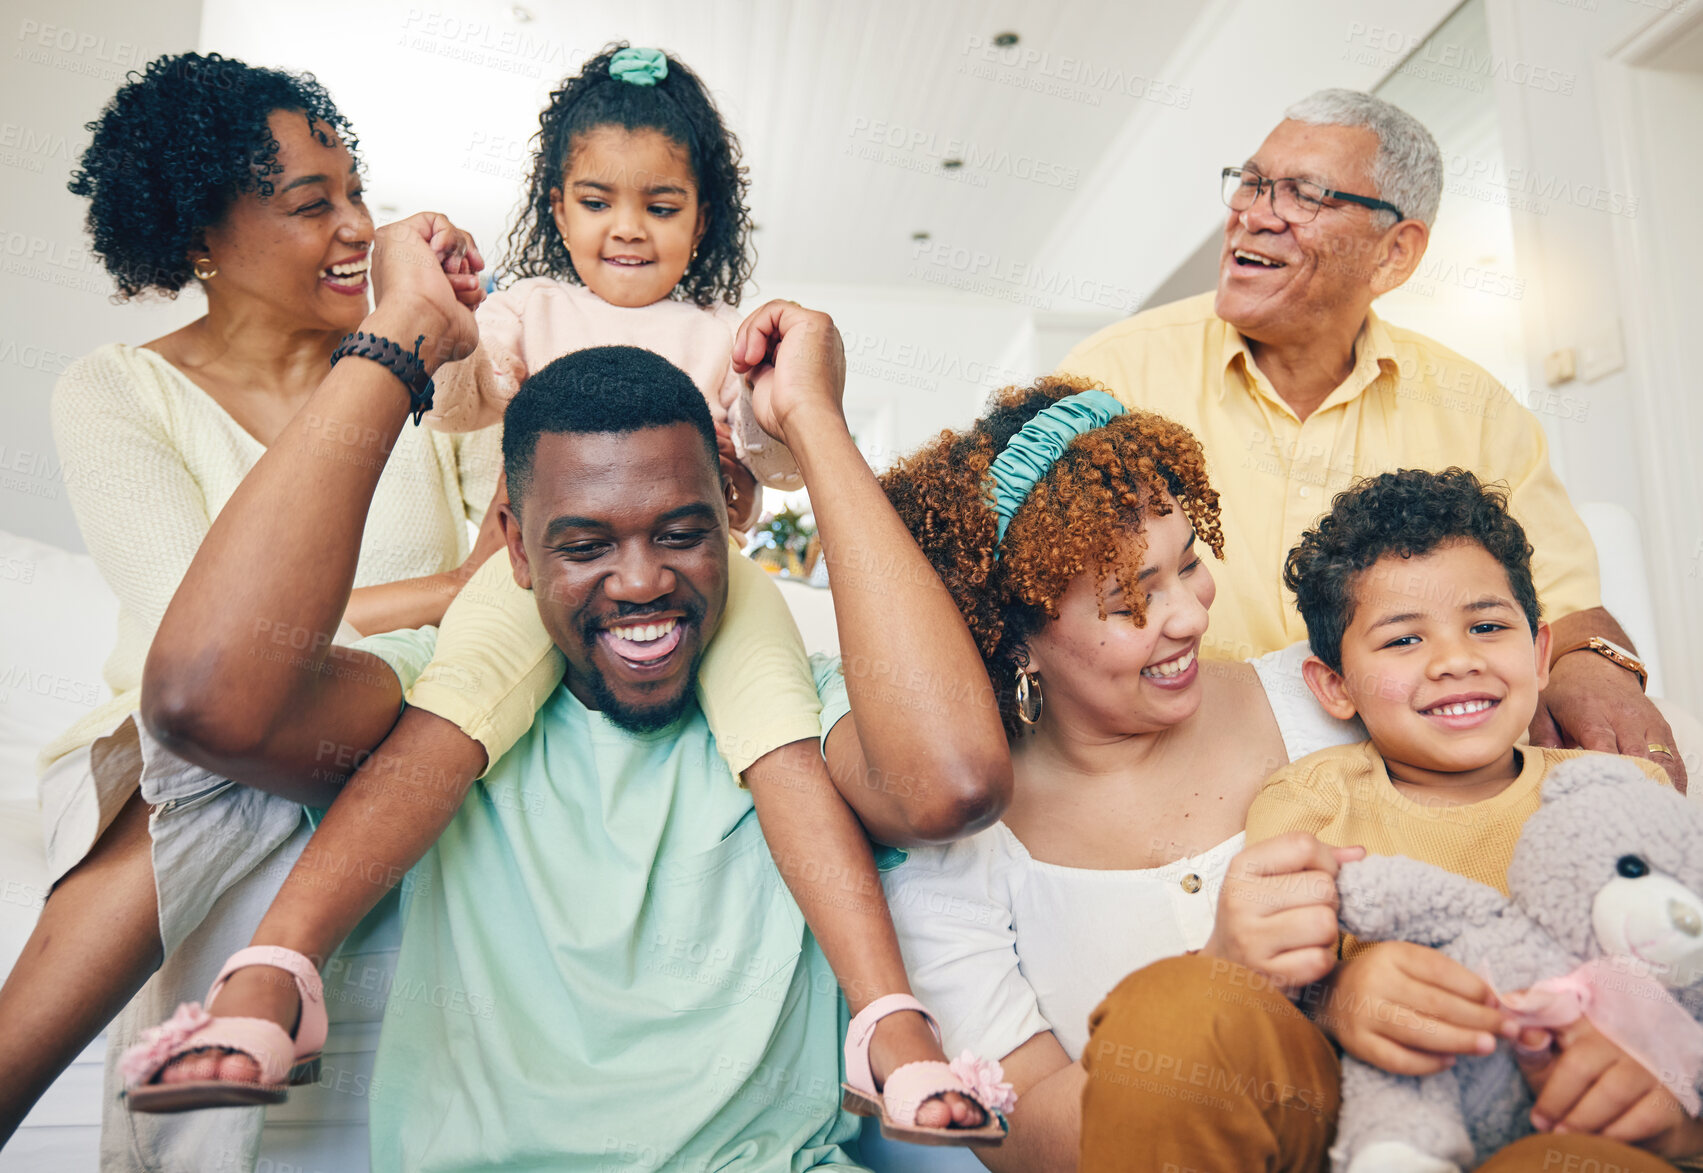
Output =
[{"x1": 1059, "y1": 292, "x2": 1601, "y2": 661}]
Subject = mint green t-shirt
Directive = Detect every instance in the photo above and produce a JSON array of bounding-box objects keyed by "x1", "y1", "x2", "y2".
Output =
[{"x1": 359, "y1": 628, "x2": 863, "y2": 1173}]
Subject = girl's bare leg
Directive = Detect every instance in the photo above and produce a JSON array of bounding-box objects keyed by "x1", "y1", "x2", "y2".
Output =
[
  {"x1": 0, "y1": 790, "x2": 161, "y2": 1143},
  {"x1": 747, "y1": 739, "x2": 985, "y2": 1131},
  {"x1": 158, "y1": 707, "x2": 484, "y2": 1086}
]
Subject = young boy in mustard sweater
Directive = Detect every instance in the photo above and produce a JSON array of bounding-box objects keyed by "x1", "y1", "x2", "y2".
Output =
[{"x1": 1245, "y1": 468, "x2": 1692, "y2": 1157}]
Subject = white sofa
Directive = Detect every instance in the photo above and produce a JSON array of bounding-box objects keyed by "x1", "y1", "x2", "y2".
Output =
[{"x1": 1, "y1": 515, "x2": 1691, "y2": 1172}]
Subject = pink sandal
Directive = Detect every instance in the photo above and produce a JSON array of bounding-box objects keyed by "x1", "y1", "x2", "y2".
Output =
[
  {"x1": 121, "y1": 945, "x2": 327, "y2": 1113},
  {"x1": 840, "y1": 994, "x2": 1015, "y2": 1147}
]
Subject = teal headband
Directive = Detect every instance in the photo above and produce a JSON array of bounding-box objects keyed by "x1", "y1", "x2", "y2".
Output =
[
  {"x1": 609, "y1": 47, "x2": 669, "y2": 86},
  {"x1": 990, "y1": 389, "x2": 1125, "y2": 552}
]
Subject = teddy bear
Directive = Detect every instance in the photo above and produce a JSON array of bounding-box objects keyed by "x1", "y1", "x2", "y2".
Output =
[{"x1": 1329, "y1": 754, "x2": 1703, "y2": 1172}]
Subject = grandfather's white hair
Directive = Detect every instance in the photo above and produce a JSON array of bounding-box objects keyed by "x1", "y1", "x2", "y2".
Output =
[{"x1": 1284, "y1": 89, "x2": 1442, "y2": 229}]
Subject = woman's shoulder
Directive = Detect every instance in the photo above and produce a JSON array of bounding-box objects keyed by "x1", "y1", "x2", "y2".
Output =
[
  {"x1": 52, "y1": 343, "x2": 188, "y2": 421},
  {"x1": 1245, "y1": 641, "x2": 1365, "y2": 763},
  {"x1": 56, "y1": 342, "x2": 155, "y2": 390}
]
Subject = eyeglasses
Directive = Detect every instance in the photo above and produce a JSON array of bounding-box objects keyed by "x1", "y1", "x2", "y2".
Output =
[{"x1": 1221, "y1": 167, "x2": 1404, "y2": 225}]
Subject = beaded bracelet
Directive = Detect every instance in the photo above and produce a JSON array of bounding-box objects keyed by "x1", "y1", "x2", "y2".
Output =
[{"x1": 329, "y1": 331, "x2": 437, "y2": 425}]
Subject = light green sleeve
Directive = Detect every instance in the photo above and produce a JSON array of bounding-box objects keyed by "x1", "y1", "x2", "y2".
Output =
[
  {"x1": 810, "y1": 653, "x2": 852, "y2": 753},
  {"x1": 808, "y1": 652, "x2": 906, "y2": 872},
  {"x1": 352, "y1": 625, "x2": 441, "y2": 693}
]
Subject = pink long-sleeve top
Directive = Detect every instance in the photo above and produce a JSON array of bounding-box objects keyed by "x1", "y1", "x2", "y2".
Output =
[{"x1": 426, "y1": 276, "x2": 802, "y2": 489}]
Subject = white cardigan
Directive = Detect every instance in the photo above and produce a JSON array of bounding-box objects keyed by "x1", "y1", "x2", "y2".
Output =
[{"x1": 39, "y1": 342, "x2": 502, "y2": 772}]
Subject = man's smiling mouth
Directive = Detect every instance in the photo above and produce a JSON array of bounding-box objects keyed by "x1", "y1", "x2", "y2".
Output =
[
  {"x1": 600, "y1": 617, "x2": 682, "y2": 665},
  {"x1": 1232, "y1": 248, "x2": 1285, "y2": 269}
]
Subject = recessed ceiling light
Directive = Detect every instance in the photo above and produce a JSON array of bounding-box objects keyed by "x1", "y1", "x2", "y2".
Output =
[
  {"x1": 941, "y1": 158, "x2": 964, "y2": 170},
  {"x1": 912, "y1": 231, "x2": 931, "y2": 241},
  {"x1": 993, "y1": 31, "x2": 1019, "y2": 47},
  {"x1": 510, "y1": 4, "x2": 533, "y2": 21}
]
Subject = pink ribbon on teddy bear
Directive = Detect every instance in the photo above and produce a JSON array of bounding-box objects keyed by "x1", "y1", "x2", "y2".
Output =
[{"x1": 1488, "y1": 957, "x2": 1703, "y2": 1115}]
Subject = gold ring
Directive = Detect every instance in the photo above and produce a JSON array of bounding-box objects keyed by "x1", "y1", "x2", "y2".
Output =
[{"x1": 1649, "y1": 742, "x2": 1675, "y2": 758}]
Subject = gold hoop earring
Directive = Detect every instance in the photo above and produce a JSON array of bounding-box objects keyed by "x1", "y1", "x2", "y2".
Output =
[
  {"x1": 193, "y1": 257, "x2": 218, "y2": 280},
  {"x1": 1015, "y1": 667, "x2": 1043, "y2": 726}
]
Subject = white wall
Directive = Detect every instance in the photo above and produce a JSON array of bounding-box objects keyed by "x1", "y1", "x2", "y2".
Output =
[
  {"x1": 762, "y1": 280, "x2": 1033, "y2": 469},
  {"x1": 1, "y1": 0, "x2": 205, "y2": 552},
  {"x1": 1487, "y1": 0, "x2": 1703, "y2": 708}
]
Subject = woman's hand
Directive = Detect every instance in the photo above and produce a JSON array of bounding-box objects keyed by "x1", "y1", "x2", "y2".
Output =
[
  {"x1": 364, "y1": 212, "x2": 486, "y2": 373},
  {"x1": 1321, "y1": 942, "x2": 1506, "y2": 1075},
  {"x1": 1517, "y1": 1018, "x2": 1700, "y2": 1153},
  {"x1": 1202, "y1": 833, "x2": 1362, "y2": 989},
  {"x1": 730, "y1": 300, "x2": 847, "y2": 447}
]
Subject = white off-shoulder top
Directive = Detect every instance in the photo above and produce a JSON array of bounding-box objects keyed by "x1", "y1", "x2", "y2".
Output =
[{"x1": 875, "y1": 642, "x2": 1362, "y2": 1062}]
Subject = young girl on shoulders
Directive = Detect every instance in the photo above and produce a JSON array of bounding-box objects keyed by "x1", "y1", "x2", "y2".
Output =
[{"x1": 123, "y1": 44, "x2": 1012, "y2": 1146}]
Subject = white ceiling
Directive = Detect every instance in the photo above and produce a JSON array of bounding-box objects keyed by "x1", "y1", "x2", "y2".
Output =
[
  {"x1": 199, "y1": 0, "x2": 1206, "y2": 287},
  {"x1": 196, "y1": 0, "x2": 1475, "y2": 456}
]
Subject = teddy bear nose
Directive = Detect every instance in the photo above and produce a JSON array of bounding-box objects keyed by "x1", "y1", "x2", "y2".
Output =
[{"x1": 1671, "y1": 900, "x2": 1703, "y2": 938}]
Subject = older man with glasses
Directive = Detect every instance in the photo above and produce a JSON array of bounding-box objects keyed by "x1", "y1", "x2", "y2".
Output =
[{"x1": 1061, "y1": 88, "x2": 1684, "y2": 790}]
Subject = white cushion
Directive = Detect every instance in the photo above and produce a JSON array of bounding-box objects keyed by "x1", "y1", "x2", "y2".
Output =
[
  {"x1": 0, "y1": 530, "x2": 119, "y2": 809},
  {"x1": 0, "y1": 533, "x2": 118, "y2": 1170}
]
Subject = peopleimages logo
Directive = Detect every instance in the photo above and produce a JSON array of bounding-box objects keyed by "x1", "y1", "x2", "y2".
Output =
[
  {"x1": 14, "y1": 19, "x2": 154, "y2": 68},
  {"x1": 958, "y1": 36, "x2": 1194, "y2": 109},
  {"x1": 846, "y1": 118, "x2": 1080, "y2": 190},
  {"x1": 908, "y1": 238, "x2": 1147, "y2": 314},
  {"x1": 1444, "y1": 155, "x2": 1638, "y2": 219},
  {"x1": 1342, "y1": 23, "x2": 1576, "y2": 94}
]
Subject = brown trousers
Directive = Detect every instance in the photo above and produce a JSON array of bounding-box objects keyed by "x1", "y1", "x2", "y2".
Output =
[{"x1": 1077, "y1": 954, "x2": 1680, "y2": 1173}]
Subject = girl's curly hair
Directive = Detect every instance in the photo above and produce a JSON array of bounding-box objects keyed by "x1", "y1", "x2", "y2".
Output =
[
  {"x1": 67, "y1": 52, "x2": 359, "y2": 300},
  {"x1": 880, "y1": 376, "x2": 1225, "y2": 737},
  {"x1": 501, "y1": 43, "x2": 753, "y2": 308}
]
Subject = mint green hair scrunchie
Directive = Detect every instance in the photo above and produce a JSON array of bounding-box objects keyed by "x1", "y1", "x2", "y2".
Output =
[
  {"x1": 609, "y1": 47, "x2": 669, "y2": 86},
  {"x1": 989, "y1": 389, "x2": 1125, "y2": 552}
]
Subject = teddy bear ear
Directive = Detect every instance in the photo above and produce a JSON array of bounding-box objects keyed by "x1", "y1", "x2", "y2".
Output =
[{"x1": 1540, "y1": 754, "x2": 1655, "y2": 802}]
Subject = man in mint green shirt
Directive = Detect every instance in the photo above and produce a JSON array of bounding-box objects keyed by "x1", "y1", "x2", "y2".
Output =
[
  {"x1": 357, "y1": 625, "x2": 857, "y2": 1171},
  {"x1": 354, "y1": 346, "x2": 861, "y2": 1171}
]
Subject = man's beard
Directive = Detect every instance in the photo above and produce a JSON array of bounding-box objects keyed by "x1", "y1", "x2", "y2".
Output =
[
  {"x1": 580, "y1": 645, "x2": 708, "y2": 733},
  {"x1": 577, "y1": 599, "x2": 709, "y2": 734}
]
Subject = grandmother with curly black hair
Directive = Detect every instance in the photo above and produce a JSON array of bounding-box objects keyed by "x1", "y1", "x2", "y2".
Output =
[
  {"x1": 0, "y1": 53, "x2": 503, "y2": 1166},
  {"x1": 856, "y1": 377, "x2": 1375, "y2": 1170}
]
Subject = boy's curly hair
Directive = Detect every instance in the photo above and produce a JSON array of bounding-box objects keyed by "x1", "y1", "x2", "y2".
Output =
[
  {"x1": 1283, "y1": 467, "x2": 1540, "y2": 673},
  {"x1": 501, "y1": 43, "x2": 753, "y2": 308},
  {"x1": 68, "y1": 53, "x2": 359, "y2": 300},
  {"x1": 880, "y1": 376, "x2": 1224, "y2": 737}
]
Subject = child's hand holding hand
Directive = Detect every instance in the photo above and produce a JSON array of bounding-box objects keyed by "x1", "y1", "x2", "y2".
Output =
[
  {"x1": 1203, "y1": 832, "x2": 1363, "y2": 989},
  {"x1": 365, "y1": 212, "x2": 487, "y2": 372},
  {"x1": 1517, "y1": 1017, "x2": 1701, "y2": 1155},
  {"x1": 1322, "y1": 942, "x2": 1506, "y2": 1076}
]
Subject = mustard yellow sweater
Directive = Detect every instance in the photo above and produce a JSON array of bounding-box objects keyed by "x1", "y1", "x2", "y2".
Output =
[{"x1": 1246, "y1": 741, "x2": 1670, "y2": 959}]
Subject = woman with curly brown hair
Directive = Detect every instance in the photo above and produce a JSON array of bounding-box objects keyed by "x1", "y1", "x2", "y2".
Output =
[
  {"x1": 0, "y1": 52, "x2": 501, "y2": 1167},
  {"x1": 852, "y1": 375, "x2": 1371, "y2": 1171}
]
